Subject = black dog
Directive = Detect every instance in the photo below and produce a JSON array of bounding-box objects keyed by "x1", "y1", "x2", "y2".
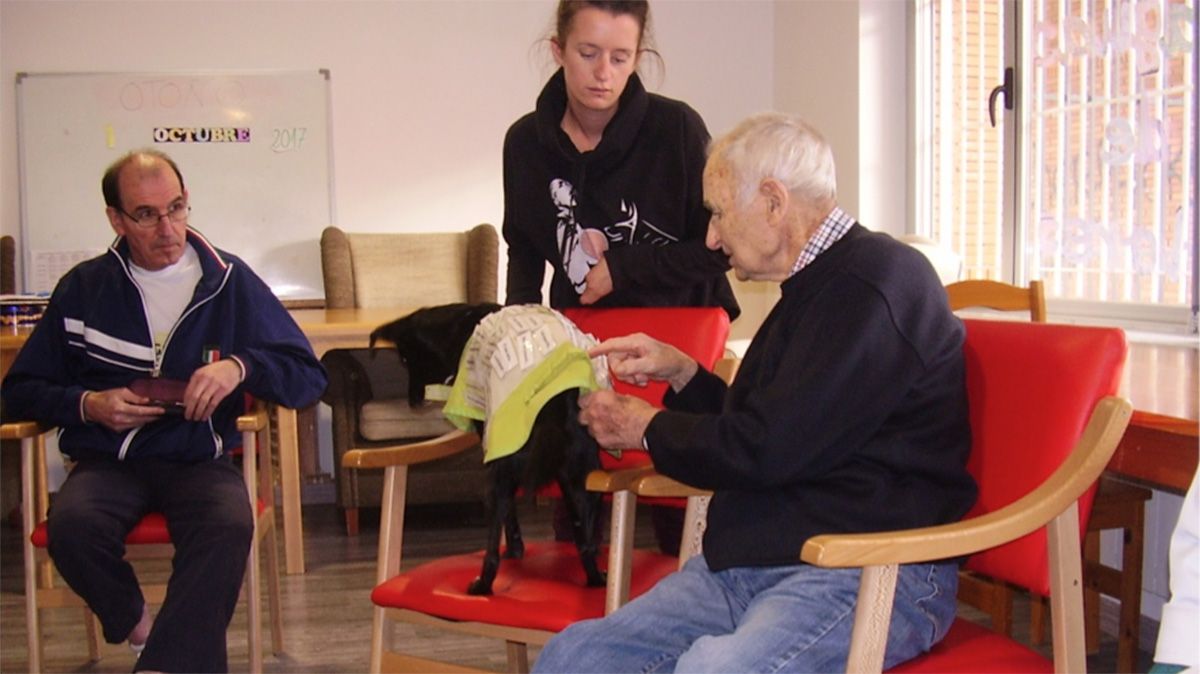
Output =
[{"x1": 370, "y1": 303, "x2": 606, "y2": 596}]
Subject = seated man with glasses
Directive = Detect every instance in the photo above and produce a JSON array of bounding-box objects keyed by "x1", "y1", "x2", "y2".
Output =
[{"x1": 1, "y1": 148, "x2": 327, "y2": 673}]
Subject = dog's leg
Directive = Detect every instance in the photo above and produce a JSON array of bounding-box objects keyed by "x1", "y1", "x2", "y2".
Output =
[
  {"x1": 468, "y1": 458, "x2": 523, "y2": 596},
  {"x1": 502, "y1": 497, "x2": 525, "y2": 560},
  {"x1": 557, "y1": 391, "x2": 607, "y2": 588}
]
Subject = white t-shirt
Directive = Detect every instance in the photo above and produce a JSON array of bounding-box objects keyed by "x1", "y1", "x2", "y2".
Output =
[{"x1": 129, "y1": 245, "x2": 202, "y2": 358}]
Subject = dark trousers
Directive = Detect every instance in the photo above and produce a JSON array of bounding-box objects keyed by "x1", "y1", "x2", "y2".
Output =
[{"x1": 46, "y1": 456, "x2": 253, "y2": 673}]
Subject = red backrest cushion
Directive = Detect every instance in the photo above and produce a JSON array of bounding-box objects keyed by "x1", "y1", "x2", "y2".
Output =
[
  {"x1": 563, "y1": 307, "x2": 730, "y2": 472},
  {"x1": 960, "y1": 319, "x2": 1125, "y2": 595},
  {"x1": 562, "y1": 307, "x2": 730, "y2": 404}
]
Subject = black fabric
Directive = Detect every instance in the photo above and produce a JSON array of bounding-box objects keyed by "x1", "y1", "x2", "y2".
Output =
[
  {"x1": 646, "y1": 225, "x2": 977, "y2": 571},
  {"x1": 502, "y1": 70, "x2": 739, "y2": 320},
  {"x1": 46, "y1": 457, "x2": 253, "y2": 673}
]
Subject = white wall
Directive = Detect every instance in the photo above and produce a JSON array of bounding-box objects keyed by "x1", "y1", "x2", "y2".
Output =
[
  {"x1": 0, "y1": 0, "x2": 774, "y2": 307},
  {"x1": 0, "y1": 0, "x2": 911, "y2": 340}
]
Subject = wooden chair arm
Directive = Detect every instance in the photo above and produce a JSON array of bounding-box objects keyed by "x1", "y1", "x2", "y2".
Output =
[
  {"x1": 586, "y1": 466, "x2": 656, "y2": 493},
  {"x1": 713, "y1": 357, "x2": 741, "y2": 384},
  {"x1": 801, "y1": 396, "x2": 1132, "y2": 568},
  {"x1": 342, "y1": 429, "x2": 480, "y2": 469},
  {"x1": 236, "y1": 406, "x2": 270, "y2": 433},
  {"x1": 634, "y1": 471, "x2": 712, "y2": 498},
  {"x1": 0, "y1": 420, "x2": 49, "y2": 440}
]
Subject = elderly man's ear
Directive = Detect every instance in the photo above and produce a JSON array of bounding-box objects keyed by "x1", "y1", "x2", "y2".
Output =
[{"x1": 759, "y1": 179, "x2": 789, "y2": 224}]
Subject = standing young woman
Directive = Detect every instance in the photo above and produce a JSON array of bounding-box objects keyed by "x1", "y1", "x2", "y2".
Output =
[
  {"x1": 502, "y1": 0, "x2": 738, "y2": 553},
  {"x1": 502, "y1": 0, "x2": 739, "y2": 320}
]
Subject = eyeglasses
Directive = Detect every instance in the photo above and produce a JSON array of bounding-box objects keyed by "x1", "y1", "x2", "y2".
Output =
[{"x1": 117, "y1": 200, "x2": 190, "y2": 229}]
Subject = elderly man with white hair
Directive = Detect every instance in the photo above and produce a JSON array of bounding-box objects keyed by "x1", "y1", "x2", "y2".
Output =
[{"x1": 533, "y1": 112, "x2": 978, "y2": 673}]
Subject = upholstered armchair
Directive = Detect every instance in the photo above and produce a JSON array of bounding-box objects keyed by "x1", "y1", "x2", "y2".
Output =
[{"x1": 319, "y1": 224, "x2": 498, "y2": 535}]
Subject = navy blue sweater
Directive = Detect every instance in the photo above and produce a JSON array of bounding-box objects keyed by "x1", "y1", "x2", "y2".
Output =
[
  {"x1": 2, "y1": 229, "x2": 327, "y2": 463},
  {"x1": 646, "y1": 225, "x2": 977, "y2": 571}
]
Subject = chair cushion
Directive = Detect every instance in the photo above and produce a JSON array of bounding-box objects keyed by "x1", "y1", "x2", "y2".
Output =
[
  {"x1": 32, "y1": 512, "x2": 171, "y2": 547},
  {"x1": 889, "y1": 618, "x2": 1051, "y2": 673},
  {"x1": 359, "y1": 398, "x2": 455, "y2": 441},
  {"x1": 370, "y1": 541, "x2": 679, "y2": 632},
  {"x1": 30, "y1": 500, "x2": 270, "y2": 548}
]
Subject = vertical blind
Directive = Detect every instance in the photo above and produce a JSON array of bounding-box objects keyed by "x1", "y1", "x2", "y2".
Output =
[{"x1": 916, "y1": 0, "x2": 1195, "y2": 318}]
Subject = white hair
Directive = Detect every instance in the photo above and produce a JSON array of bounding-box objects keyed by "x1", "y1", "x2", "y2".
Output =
[{"x1": 708, "y1": 112, "x2": 837, "y2": 208}]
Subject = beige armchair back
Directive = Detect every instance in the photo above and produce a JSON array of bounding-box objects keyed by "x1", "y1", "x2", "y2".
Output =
[
  {"x1": 319, "y1": 224, "x2": 498, "y2": 535},
  {"x1": 321, "y1": 225, "x2": 497, "y2": 309}
]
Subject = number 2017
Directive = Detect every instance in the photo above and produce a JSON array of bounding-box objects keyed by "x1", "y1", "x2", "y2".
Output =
[{"x1": 272, "y1": 127, "x2": 306, "y2": 152}]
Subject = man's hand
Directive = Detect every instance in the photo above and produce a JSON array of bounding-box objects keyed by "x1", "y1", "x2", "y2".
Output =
[
  {"x1": 83, "y1": 388, "x2": 164, "y2": 432},
  {"x1": 589, "y1": 334, "x2": 699, "y2": 392},
  {"x1": 578, "y1": 390, "x2": 658, "y2": 450},
  {"x1": 183, "y1": 359, "x2": 241, "y2": 422},
  {"x1": 580, "y1": 257, "x2": 614, "y2": 305}
]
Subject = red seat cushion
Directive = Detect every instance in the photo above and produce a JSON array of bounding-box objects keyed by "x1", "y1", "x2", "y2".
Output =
[
  {"x1": 30, "y1": 500, "x2": 268, "y2": 548},
  {"x1": 370, "y1": 541, "x2": 679, "y2": 632},
  {"x1": 890, "y1": 619, "x2": 1051, "y2": 673}
]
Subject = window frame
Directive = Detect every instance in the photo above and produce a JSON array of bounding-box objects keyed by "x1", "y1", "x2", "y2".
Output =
[{"x1": 911, "y1": 0, "x2": 1198, "y2": 335}]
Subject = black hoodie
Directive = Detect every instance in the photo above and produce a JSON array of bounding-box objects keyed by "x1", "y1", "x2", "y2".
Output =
[{"x1": 502, "y1": 70, "x2": 739, "y2": 320}]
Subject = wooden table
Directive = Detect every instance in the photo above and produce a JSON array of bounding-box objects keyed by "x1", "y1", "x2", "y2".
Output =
[
  {"x1": 1114, "y1": 341, "x2": 1198, "y2": 494},
  {"x1": 289, "y1": 307, "x2": 411, "y2": 359},
  {"x1": 1, "y1": 327, "x2": 34, "y2": 379}
]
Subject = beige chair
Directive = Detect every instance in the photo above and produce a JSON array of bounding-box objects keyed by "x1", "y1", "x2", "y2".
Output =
[
  {"x1": 3, "y1": 402, "x2": 283, "y2": 673},
  {"x1": 319, "y1": 224, "x2": 499, "y2": 535}
]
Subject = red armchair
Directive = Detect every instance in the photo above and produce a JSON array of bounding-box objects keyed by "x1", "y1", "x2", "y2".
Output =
[{"x1": 344, "y1": 306, "x2": 730, "y2": 673}]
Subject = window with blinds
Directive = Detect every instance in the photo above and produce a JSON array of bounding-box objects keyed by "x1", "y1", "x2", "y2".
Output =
[
  {"x1": 1024, "y1": 0, "x2": 1194, "y2": 308},
  {"x1": 916, "y1": 0, "x2": 1008, "y2": 281},
  {"x1": 915, "y1": 0, "x2": 1196, "y2": 329}
]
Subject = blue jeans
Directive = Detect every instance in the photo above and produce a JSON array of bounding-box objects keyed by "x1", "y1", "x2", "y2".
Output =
[{"x1": 533, "y1": 555, "x2": 959, "y2": 673}]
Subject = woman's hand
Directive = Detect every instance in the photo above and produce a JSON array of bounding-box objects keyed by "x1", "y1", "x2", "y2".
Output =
[{"x1": 580, "y1": 257, "x2": 614, "y2": 304}]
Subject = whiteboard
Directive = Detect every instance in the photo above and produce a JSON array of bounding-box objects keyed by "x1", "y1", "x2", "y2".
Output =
[{"x1": 16, "y1": 70, "x2": 334, "y2": 299}]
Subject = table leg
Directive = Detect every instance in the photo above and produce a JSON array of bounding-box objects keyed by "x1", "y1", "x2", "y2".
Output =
[{"x1": 275, "y1": 406, "x2": 306, "y2": 575}]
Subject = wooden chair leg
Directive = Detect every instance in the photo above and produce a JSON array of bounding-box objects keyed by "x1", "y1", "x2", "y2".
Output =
[
  {"x1": 344, "y1": 507, "x2": 360, "y2": 536},
  {"x1": 505, "y1": 640, "x2": 529, "y2": 674},
  {"x1": 1030, "y1": 595, "x2": 1049, "y2": 647},
  {"x1": 84, "y1": 607, "x2": 103, "y2": 662},
  {"x1": 246, "y1": 537, "x2": 263, "y2": 674},
  {"x1": 1115, "y1": 504, "x2": 1145, "y2": 674},
  {"x1": 1085, "y1": 478, "x2": 1151, "y2": 671},
  {"x1": 266, "y1": 524, "x2": 285, "y2": 655},
  {"x1": 956, "y1": 571, "x2": 1014, "y2": 635},
  {"x1": 1083, "y1": 529, "x2": 1102, "y2": 653}
]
